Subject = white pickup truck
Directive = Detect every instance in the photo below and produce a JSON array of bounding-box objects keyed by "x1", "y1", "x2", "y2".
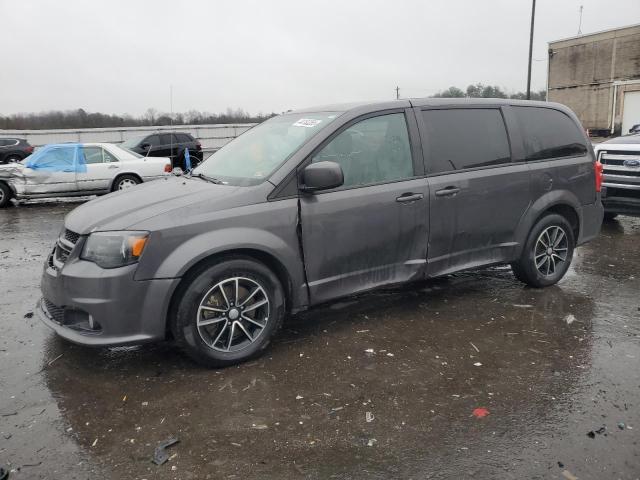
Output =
[{"x1": 594, "y1": 135, "x2": 640, "y2": 219}]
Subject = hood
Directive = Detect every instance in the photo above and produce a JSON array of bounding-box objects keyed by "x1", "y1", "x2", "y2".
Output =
[
  {"x1": 64, "y1": 176, "x2": 250, "y2": 234},
  {"x1": 600, "y1": 134, "x2": 640, "y2": 145}
]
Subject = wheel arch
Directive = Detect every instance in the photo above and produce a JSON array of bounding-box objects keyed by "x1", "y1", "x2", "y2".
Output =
[
  {"x1": 165, "y1": 248, "x2": 294, "y2": 338},
  {"x1": 515, "y1": 191, "x2": 583, "y2": 255},
  {"x1": 110, "y1": 172, "x2": 143, "y2": 191}
]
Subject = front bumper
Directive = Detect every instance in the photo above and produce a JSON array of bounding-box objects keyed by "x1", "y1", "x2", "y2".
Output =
[
  {"x1": 38, "y1": 244, "x2": 180, "y2": 347},
  {"x1": 601, "y1": 186, "x2": 640, "y2": 217}
]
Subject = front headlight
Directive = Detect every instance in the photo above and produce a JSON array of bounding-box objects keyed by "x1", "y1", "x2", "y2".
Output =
[{"x1": 81, "y1": 231, "x2": 149, "y2": 269}]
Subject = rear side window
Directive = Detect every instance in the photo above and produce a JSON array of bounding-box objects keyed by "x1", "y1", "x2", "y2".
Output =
[
  {"x1": 145, "y1": 135, "x2": 161, "y2": 147},
  {"x1": 421, "y1": 109, "x2": 511, "y2": 173},
  {"x1": 514, "y1": 107, "x2": 587, "y2": 161},
  {"x1": 177, "y1": 133, "x2": 192, "y2": 142}
]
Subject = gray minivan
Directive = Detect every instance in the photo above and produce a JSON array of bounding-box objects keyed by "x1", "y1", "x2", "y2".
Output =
[{"x1": 37, "y1": 99, "x2": 604, "y2": 367}]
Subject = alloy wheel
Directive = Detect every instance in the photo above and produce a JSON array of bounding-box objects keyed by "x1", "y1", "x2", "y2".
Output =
[
  {"x1": 196, "y1": 277, "x2": 270, "y2": 352},
  {"x1": 534, "y1": 225, "x2": 568, "y2": 277}
]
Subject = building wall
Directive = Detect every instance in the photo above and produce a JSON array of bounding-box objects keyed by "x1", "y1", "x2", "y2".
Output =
[{"x1": 548, "y1": 24, "x2": 640, "y2": 133}]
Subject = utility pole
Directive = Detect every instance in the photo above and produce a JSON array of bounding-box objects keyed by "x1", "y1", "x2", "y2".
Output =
[
  {"x1": 395, "y1": 86, "x2": 400, "y2": 100},
  {"x1": 526, "y1": 0, "x2": 536, "y2": 100},
  {"x1": 577, "y1": 5, "x2": 583, "y2": 35}
]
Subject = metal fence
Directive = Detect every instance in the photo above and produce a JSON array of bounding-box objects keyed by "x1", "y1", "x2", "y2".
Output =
[{"x1": 0, "y1": 123, "x2": 256, "y2": 153}]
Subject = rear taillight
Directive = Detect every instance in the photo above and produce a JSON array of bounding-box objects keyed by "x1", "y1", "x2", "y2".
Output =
[
  {"x1": 25, "y1": 146, "x2": 34, "y2": 153},
  {"x1": 196, "y1": 141, "x2": 202, "y2": 150},
  {"x1": 164, "y1": 163, "x2": 172, "y2": 173},
  {"x1": 595, "y1": 160, "x2": 603, "y2": 192}
]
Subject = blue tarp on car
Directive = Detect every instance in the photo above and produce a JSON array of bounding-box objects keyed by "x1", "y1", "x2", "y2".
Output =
[{"x1": 24, "y1": 144, "x2": 87, "y2": 173}]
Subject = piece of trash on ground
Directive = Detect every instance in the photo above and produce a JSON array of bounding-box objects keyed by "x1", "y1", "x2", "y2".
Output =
[
  {"x1": 473, "y1": 362, "x2": 483, "y2": 367},
  {"x1": 367, "y1": 438, "x2": 377, "y2": 447},
  {"x1": 152, "y1": 437, "x2": 180, "y2": 465},
  {"x1": 562, "y1": 470, "x2": 578, "y2": 480},
  {"x1": 364, "y1": 348, "x2": 375, "y2": 354},
  {"x1": 565, "y1": 314, "x2": 576, "y2": 325},
  {"x1": 366, "y1": 411, "x2": 374, "y2": 423},
  {"x1": 472, "y1": 407, "x2": 490, "y2": 418},
  {"x1": 470, "y1": 342, "x2": 479, "y2": 353}
]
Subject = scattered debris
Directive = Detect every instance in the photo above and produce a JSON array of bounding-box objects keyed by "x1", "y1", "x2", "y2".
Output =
[
  {"x1": 469, "y1": 342, "x2": 480, "y2": 353},
  {"x1": 473, "y1": 362, "x2": 483, "y2": 367},
  {"x1": 251, "y1": 424, "x2": 268, "y2": 430},
  {"x1": 47, "y1": 353, "x2": 64, "y2": 366},
  {"x1": 152, "y1": 437, "x2": 180, "y2": 465},
  {"x1": 564, "y1": 314, "x2": 576, "y2": 325},
  {"x1": 586, "y1": 426, "x2": 606, "y2": 438},
  {"x1": 141, "y1": 401, "x2": 148, "y2": 406},
  {"x1": 618, "y1": 422, "x2": 626, "y2": 430},
  {"x1": 23, "y1": 312, "x2": 34, "y2": 318},
  {"x1": 364, "y1": 348, "x2": 375, "y2": 354},
  {"x1": 561, "y1": 470, "x2": 578, "y2": 480},
  {"x1": 558, "y1": 461, "x2": 564, "y2": 468},
  {"x1": 356, "y1": 330, "x2": 369, "y2": 333},
  {"x1": 472, "y1": 407, "x2": 490, "y2": 418},
  {"x1": 512, "y1": 304, "x2": 533, "y2": 308},
  {"x1": 386, "y1": 352, "x2": 394, "y2": 357},
  {"x1": 366, "y1": 412, "x2": 374, "y2": 423},
  {"x1": 92, "y1": 438, "x2": 98, "y2": 447},
  {"x1": 367, "y1": 438, "x2": 377, "y2": 447},
  {"x1": 296, "y1": 395, "x2": 304, "y2": 400}
]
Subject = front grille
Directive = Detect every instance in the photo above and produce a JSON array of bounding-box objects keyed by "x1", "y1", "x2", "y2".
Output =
[
  {"x1": 55, "y1": 241, "x2": 73, "y2": 264},
  {"x1": 603, "y1": 168, "x2": 640, "y2": 177},
  {"x1": 63, "y1": 229, "x2": 80, "y2": 245},
  {"x1": 600, "y1": 150, "x2": 640, "y2": 192},
  {"x1": 43, "y1": 298, "x2": 65, "y2": 324},
  {"x1": 50, "y1": 228, "x2": 81, "y2": 269}
]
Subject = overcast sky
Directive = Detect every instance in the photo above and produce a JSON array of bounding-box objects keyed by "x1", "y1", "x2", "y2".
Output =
[{"x1": 1, "y1": 0, "x2": 638, "y2": 116}]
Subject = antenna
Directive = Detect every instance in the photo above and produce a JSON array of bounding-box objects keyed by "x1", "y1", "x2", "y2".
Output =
[{"x1": 577, "y1": 5, "x2": 583, "y2": 35}]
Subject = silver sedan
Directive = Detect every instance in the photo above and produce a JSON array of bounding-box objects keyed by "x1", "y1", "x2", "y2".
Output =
[{"x1": 0, "y1": 142, "x2": 171, "y2": 207}]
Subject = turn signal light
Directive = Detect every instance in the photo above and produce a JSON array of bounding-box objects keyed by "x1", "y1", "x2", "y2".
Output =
[
  {"x1": 164, "y1": 163, "x2": 172, "y2": 173},
  {"x1": 595, "y1": 160, "x2": 603, "y2": 192}
]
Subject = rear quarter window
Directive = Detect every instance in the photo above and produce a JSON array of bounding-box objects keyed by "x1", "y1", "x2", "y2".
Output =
[{"x1": 513, "y1": 107, "x2": 587, "y2": 161}]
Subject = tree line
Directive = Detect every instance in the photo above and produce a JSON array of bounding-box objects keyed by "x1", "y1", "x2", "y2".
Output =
[
  {"x1": 0, "y1": 107, "x2": 276, "y2": 130},
  {"x1": 432, "y1": 83, "x2": 546, "y2": 101}
]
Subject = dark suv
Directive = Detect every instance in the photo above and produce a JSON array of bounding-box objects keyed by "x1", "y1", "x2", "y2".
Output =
[
  {"x1": 0, "y1": 138, "x2": 34, "y2": 164},
  {"x1": 37, "y1": 99, "x2": 603, "y2": 367},
  {"x1": 121, "y1": 132, "x2": 202, "y2": 170}
]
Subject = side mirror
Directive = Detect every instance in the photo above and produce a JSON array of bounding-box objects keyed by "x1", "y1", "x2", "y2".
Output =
[
  {"x1": 301, "y1": 161, "x2": 344, "y2": 192},
  {"x1": 141, "y1": 143, "x2": 151, "y2": 150}
]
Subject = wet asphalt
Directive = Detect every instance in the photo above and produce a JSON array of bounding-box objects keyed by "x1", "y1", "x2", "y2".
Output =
[{"x1": 0, "y1": 200, "x2": 639, "y2": 480}]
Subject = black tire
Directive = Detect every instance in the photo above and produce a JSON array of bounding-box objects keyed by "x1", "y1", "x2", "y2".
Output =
[
  {"x1": 0, "y1": 182, "x2": 13, "y2": 208},
  {"x1": 172, "y1": 256, "x2": 285, "y2": 367},
  {"x1": 511, "y1": 214, "x2": 575, "y2": 288},
  {"x1": 112, "y1": 174, "x2": 141, "y2": 191},
  {"x1": 4, "y1": 154, "x2": 23, "y2": 164},
  {"x1": 603, "y1": 212, "x2": 618, "y2": 221}
]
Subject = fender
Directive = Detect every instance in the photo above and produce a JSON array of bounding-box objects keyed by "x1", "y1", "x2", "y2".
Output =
[
  {"x1": 513, "y1": 189, "x2": 583, "y2": 256},
  {"x1": 134, "y1": 226, "x2": 309, "y2": 309}
]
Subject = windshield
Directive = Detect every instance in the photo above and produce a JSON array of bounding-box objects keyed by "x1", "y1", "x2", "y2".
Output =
[{"x1": 192, "y1": 112, "x2": 340, "y2": 186}]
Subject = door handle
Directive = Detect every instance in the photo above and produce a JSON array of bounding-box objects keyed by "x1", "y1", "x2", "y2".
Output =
[
  {"x1": 396, "y1": 193, "x2": 424, "y2": 203},
  {"x1": 108, "y1": 164, "x2": 119, "y2": 169},
  {"x1": 435, "y1": 186, "x2": 460, "y2": 197}
]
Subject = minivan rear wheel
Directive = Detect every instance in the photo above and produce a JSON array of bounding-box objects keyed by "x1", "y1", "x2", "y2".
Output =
[
  {"x1": 172, "y1": 257, "x2": 285, "y2": 367},
  {"x1": 511, "y1": 214, "x2": 575, "y2": 288}
]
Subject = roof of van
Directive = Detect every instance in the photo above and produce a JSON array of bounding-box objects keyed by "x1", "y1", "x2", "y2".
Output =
[{"x1": 292, "y1": 98, "x2": 558, "y2": 114}]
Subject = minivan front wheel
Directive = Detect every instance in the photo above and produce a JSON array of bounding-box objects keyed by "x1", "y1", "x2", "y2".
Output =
[
  {"x1": 511, "y1": 214, "x2": 575, "y2": 288},
  {"x1": 173, "y1": 257, "x2": 285, "y2": 367}
]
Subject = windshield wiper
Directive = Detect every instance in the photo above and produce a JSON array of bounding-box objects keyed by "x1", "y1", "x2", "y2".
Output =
[{"x1": 192, "y1": 172, "x2": 224, "y2": 184}]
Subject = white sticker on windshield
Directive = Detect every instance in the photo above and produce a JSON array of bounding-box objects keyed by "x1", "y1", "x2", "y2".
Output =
[{"x1": 293, "y1": 118, "x2": 322, "y2": 128}]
